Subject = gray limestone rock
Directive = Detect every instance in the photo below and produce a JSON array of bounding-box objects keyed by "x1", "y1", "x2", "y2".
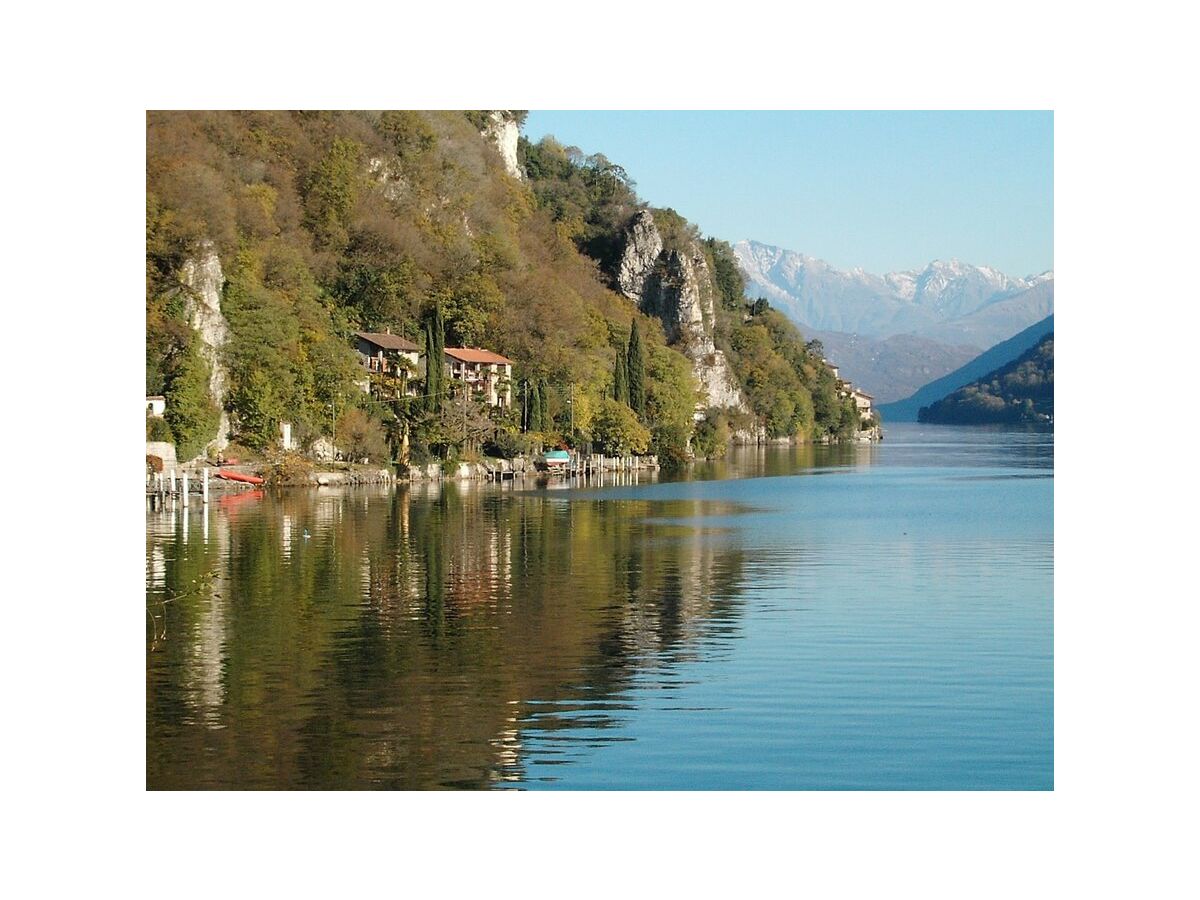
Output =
[{"x1": 179, "y1": 241, "x2": 231, "y2": 451}]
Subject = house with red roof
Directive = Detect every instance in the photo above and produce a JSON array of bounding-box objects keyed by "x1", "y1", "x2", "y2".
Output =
[{"x1": 443, "y1": 347, "x2": 513, "y2": 408}]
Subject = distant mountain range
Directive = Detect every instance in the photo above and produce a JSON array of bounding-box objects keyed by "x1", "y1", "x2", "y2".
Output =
[
  {"x1": 732, "y1": 239, "x2": 1054, "y2": 400},
  {"x1": 878, "y1": 315, "x2": 1054, "y2": 421},
  {"x1": 806, "y1": 330, "x2": 981, "y2": 404},
  {"x1": 733, "y1": 239, "x2": 1053, "y2": 346}
]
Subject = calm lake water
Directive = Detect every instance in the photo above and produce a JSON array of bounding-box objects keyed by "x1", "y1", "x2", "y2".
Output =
[{"x1": 146, "y1": 423, "x2": 1052, "y2": 790}]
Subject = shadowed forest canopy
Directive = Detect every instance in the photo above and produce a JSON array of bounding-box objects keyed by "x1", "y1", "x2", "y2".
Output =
[{"x1": 919, "y1": 333, "x2": 1054, "y2": 425}]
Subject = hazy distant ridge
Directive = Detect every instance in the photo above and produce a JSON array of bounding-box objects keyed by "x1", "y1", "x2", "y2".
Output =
[{"x1": 877, "y1": 314, "x2": 1054, "y2": 421}]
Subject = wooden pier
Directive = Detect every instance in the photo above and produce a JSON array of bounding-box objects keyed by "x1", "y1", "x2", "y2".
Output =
[{"x1": 147, "y1": 467, "x2": 210, "y2": 510}]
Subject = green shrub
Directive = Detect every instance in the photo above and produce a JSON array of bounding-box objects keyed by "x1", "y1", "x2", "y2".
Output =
[
  {"x1": 592, "y1": 398, "x2": 651, "y2": 456},
  {"x1": 484, "y1": 428, "x2": 531, "y2": 459},
  {"x1": 146, "y1": 415, "x2": 173, "y2": 442},
  {"x1": 163, "y1": 339, "x2": 221, "y2": 461},
  {"x1": 692, "y1": 409, "x2": 730, "y2": 459}
]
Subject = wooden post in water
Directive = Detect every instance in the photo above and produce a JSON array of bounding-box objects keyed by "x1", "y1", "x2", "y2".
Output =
[
  {"x1": 182, "y1": 471, "x2": 189, "y2": 507},
  {"x1": 169, "y1": 469, "x2": 176, "y2": 495},
  {"x1": 202, "y1": 468, "x2": 209, "y2": 504}
]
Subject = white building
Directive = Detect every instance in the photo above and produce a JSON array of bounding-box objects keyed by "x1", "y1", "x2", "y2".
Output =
[
  {"x1": 444, "y1": 348, "x2": 513, "y2": 407},
  {"x1": 848, "y1": 387, "x2": 874, "y2": 420}
]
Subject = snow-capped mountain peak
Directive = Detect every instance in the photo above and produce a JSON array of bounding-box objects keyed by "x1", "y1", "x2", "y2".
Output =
[{"x1": 732, "y1": 239, "x2": 1054, "y2": 345}]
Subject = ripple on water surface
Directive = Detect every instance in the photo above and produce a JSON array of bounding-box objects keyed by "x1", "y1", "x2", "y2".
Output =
[{"x1": 147, "y1": 424, "x2": 1052, "y2": 789}]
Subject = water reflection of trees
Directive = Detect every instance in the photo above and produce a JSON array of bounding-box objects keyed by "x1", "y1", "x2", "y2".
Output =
[{"x1": 147, "y1": 484, "x2": 749, "y2": 789}]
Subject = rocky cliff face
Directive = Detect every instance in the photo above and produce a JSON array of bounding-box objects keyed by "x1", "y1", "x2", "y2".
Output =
[
  {"x1": 482, "y1": 111, "x2": 522, "y2": 180},
  {"x1": 615, "y1": 210, "x2": 663, "y2": 301},
  {"x1": 180, "y1": 241, "x2": 231, "y2": 450},
  {"x1": 615, "y1": 212, "x2": 748, "y2": 417}
]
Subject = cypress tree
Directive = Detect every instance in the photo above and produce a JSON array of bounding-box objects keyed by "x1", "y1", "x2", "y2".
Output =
[
  {"x1": 626, "y1": 320, "x2": 646, "y2": 418},
  {"x1": 520, "y1": 378, "x2": 530, "y2": 431},
  {"x1": 530, "y1": 379, "x2": 544, "y2": 432},
  {"x1": 613, "y1": 346, "x2": 629, "y2": 404},
  {"x1": 433, "y1": 305, "x2": 445, "y2": 402},
  {"x1": 433, "y1": 305, "x2": 445, "y2": 361},
  {"x1": 424, "y1": 305, "x2": 446, "y2": 413},
  {"x1": 423, "y1": 317, "x2": 439, "y2": 414}
]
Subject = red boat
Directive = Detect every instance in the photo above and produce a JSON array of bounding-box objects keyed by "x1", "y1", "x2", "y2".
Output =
[{"x1": 215, "y1": 469, "x2": 265, "y2": 485}]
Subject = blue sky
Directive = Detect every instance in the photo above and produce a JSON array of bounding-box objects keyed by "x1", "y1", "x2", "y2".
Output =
[{"x1": 523, "y1": 111, "x2": 1053, "y2": 277}]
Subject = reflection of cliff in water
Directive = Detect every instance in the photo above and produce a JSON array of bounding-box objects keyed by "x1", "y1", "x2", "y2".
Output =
[{"x1": 146, "y1": 484, "x2": 750, "y2": 789}]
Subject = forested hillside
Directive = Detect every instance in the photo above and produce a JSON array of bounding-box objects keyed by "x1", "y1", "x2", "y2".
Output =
[
  {"x1": 147, "y1": 111, "x2": 857, "y2": 465},
  {"x1": 880, "y1": 314, "x2": 1053, "y2": 421},
  {"x1": 918, "y1": 333, "x2": 1053, "y2": 426},
  {"x1": 520, "y1": 137, "x2": 862, "y2": 446}
]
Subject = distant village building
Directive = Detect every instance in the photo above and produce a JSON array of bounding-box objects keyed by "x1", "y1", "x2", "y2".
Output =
[
  {"x1": 832, "y1": 366, "x2": 875, "y2": 424},
  {"x1": 848, "y1": 387, "x2": 874, "y2": 421},
  {"x1": 444, "y1": 348, "x2": 513, "y2": 407},
  {"x1": 146, "y1": 395, "x2": 166, "y2": 418},
  {"x1": 355, "y1": 331, "x2": 421, "y2": 397}
]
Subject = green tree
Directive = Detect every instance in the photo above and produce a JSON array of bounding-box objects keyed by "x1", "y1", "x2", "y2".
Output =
[
  {"x1": 303, "y1": 137, "x2": 362, "y2": 253},
  {"x1": 692, "y1": 409, "x2": 731, "y2": 459},
  {"x1": 644, "y1": 342, "x2": 696, "y2": 462},
  {"x1": 231, "y1": 367, "x2": 285, "y2": 451},
  {"x1": 613, "y1": 345, "x2": 629, "y2": 404},
  {"x1": 591, "y1": 398, "x2": 651, "y2": 456},
  {"x1": 163, "y1": 339, "x2": 221, "y2": 461},
  {"x1": 529, "y1": 379, "x2": 543, "y2": 433},
  {"x1": 535, "y1": 380, "x2": 549, "y2": 432},
  {"x1": 378, "y1": 110, "x2": 436, "y2": 159},
  {"x1": 626, "y1": 319, "x2": 646, "y2": 418},
  {"x1": 705, "y1": 238, "x2": 746, "y2": 310},
  {"x1": 424, "y1": 306, "x2": 446, "y2": 415}
]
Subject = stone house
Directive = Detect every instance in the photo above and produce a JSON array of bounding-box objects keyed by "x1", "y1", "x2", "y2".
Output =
[
  {"x1": 146, "y1": 395, "x2": 166, "y2": 418},
  {"x1": 443, "y1": 348, "x2": 513, "y2": 407}
]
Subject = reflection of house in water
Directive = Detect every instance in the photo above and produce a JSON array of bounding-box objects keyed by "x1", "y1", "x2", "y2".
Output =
[
  {"x1": 147, "y1": 545, "x2": 166, "y2": 591},
  {"x1": 617, "y1": 505, "x2": 742, "y2": 656},
  {"x1": 446, "y1": 498, "x2": 513, "y2": 608},
  {"x1": 181, "y1": 505, "x2": 231, "y2": 728},
  {"x1": 487, "y1": 715, "x2": 525, "y2": 786},
  {"x1": 149, "y1": 479, "x2": 754, "y2": 787},
  {"x1": 311, "y1": 494, "x2": 343, "y2": 534}
]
